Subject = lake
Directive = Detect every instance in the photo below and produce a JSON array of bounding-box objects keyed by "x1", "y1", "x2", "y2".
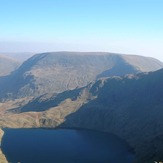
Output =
[{"x1": 1, "y1": 128, "x2": 134, "y2": 163}]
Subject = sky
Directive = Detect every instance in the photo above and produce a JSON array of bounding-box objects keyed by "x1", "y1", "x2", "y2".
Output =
[{"x1": 0, "y1": 0, "x2": 163, "y2": 61}]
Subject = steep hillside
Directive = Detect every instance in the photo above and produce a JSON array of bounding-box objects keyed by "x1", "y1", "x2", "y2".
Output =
[
  {"x1": 60, "y1": 69, "x2": 163, "y2": 163},
  {"x1": 0, "y1": 55, "x2": 20, "y2": 76},
  {"x1": 1, "y1": 68, "x2": 163, "y2": 162},
  {"x1": 0, "y1": 51, "x2": 162, "y2": 100}
]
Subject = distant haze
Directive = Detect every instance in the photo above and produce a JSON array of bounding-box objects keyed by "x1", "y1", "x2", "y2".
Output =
[
  {"x1": 0, "y1": 0, "x2": 163, "y2": 61},
  {"x1": 0, "y1": 52, "x2": 35, "y2": 62},
  {"x1": 0, "y1": 40, "x2": 163, "y2": 62}
]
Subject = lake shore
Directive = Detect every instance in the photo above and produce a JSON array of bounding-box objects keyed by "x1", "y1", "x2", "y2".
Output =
[{"x1": 0, "y1": 128, "x2": 8, "y2": 163}]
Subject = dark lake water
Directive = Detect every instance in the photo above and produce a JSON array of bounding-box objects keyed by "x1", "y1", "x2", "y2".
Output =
[{"x1": 1, "y1": 128, "x2": 134, "y2": 163}]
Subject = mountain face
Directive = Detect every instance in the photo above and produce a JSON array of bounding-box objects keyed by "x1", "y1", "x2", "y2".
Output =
[
  {"x1": 0, "y1": 51, "x2": 163, "y2": 100},
  {"x1": 1, "y1": 68, "x2": 163, "y2": 163},
  {"x1": 0, "y1": 55, "x2": 20, "y2": 77}
]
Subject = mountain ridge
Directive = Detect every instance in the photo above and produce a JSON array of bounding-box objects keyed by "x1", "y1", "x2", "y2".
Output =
[{"x1": 0, "y1": 51, "x2": 163, "y2": 100}]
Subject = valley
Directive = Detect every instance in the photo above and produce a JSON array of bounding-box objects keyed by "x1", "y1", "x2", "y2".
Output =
[{"x1": 0, "y1": 52, "x2": 163, "y2": 162}]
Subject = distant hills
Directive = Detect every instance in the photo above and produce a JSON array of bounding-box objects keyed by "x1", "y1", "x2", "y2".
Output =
[
  {"x1": 0, "y1": 51, "x2": 163, "y2": 99},
  {"x1": 0, "y1": 52, "x2": 34, "y2": 62},
  {"x1": 0, "y1": 55, "x2": 20, "y2": 77}
]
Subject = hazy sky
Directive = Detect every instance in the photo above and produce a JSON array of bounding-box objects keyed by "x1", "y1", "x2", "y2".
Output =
[{"x1": 0, "y1": 0, "x2": 163, "y2": 61}]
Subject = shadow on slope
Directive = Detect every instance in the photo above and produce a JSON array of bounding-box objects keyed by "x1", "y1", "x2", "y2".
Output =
[
  {"x1": 97, "y1": 57, "x2": 139, "y2": 79},
  {"x1": 9, "y1": 88, "x2": 82, "y2": 113}
]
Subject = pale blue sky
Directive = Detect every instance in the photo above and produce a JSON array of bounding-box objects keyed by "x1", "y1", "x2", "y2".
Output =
[{"x1": 0, "y1": 0, "x2": 163, "y2": 60}]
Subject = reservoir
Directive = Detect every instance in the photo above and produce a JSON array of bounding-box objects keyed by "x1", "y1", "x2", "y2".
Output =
[{"x1": 1, "y1": 128, "x2": 134, "y2": 163}]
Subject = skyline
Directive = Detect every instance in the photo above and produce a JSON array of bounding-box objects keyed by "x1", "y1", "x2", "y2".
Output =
[{"x1": 0, "y1": 0, "x2": 163, "y2": 61}]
